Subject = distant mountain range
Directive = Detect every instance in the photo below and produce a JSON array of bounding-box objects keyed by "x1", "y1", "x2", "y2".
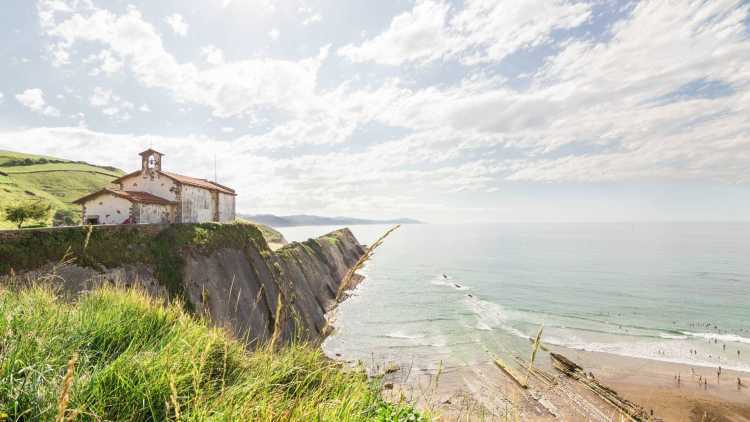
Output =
[{"x1": 240, "y1": 214, "x2": 423, "y2": 227}]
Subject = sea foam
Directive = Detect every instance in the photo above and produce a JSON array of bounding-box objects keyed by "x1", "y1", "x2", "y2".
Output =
[{"x1": 681, "y1": 331, "x2": 750, "y2": 344}]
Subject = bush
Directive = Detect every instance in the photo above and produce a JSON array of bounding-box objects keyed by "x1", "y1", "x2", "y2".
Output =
[{"x1": 53, "y1": 209, "x2": 78, "y2": 227}]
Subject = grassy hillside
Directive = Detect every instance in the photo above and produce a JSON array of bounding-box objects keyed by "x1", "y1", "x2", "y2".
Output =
[
  {"x1": 0, "y1": 150, "x2": 124, "y2": 229},
  {"x1": 0, "y1": 284, "x2": 423, "y2": 421}
]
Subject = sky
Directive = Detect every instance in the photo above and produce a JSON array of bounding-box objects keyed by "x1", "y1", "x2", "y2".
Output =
[{"x1": 0, "y1": 0, "x2": 749, "y2": 223}]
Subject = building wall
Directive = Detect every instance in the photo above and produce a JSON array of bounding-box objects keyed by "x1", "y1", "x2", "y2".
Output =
[
  {"x1": 218, "y1": 193, "x2": 236, "y2": 222},
  {"x1": 180, "y1": 185, "x2": 214, "y2": 223},
  {"x1": 119, "y1": 172, "x2": 177, "y2": 201},
  {"x1": 83, "y1": 195, "x2": 132, "y2": 225},
  {"x1": 136, "y1": 204, "x2": 175, "y2": 224}
]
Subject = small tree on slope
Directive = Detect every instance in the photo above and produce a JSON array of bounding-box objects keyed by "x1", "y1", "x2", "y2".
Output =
[{"x1": 3, "y1": 200, "x2": 52, "y2": 229}]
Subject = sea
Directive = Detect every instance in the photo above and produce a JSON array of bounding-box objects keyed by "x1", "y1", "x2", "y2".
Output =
[{"x1": 278, "y1": 223, "x2": 750, "y2": 374}]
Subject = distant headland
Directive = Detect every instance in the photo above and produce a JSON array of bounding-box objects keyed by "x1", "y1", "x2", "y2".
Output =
[{"x1": 241, "y1": 214, "x2": 423, "y2": 227}]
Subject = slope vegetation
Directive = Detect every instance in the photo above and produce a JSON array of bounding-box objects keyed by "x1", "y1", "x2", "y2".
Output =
[
  {"x1": 0, "y1": 150, "x2": 124, "y2": 228},
  {"x1": 0, "y1": 284, "x2": 423, "y2": 421}
]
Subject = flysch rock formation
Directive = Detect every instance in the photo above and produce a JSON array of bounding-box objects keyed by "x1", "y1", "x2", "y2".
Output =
[{"x1": 0, "y1": 223, "x2": 366, "y2": 346}]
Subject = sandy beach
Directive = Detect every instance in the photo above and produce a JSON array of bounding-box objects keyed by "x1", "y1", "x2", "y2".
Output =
[
  {"x1": 379, "y1": 347, "x2": 750, "y2": 421},
  {"x1": 568, "y1": 349, "x2": 750, "y2": 421}
]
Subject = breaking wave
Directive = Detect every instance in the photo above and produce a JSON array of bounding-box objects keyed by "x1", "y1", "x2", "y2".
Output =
[
  {"x1": 681, "y1": 331, "x2": 750, "y2": 344},
  {"x1": 463, "y1": 296, "x2": 530, "y2": 340}
]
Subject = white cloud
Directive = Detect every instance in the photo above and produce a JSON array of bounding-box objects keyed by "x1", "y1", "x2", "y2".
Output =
[
  {"x1": 16, "y1": 89, "x2": 46, "y2": 110},
  {"x1": 268, "y1": 28, "x2": 280, "y2": 41},
  {"x1": 339, "y1": 0, "x2": 592, "y2": 66},
  {"x1": 221, "y1": 0, "x2": 275, "y2": 12},
  {"x1": 89, "y1": 86, "x2": 133, "y2": 121},
  {"x1": 338, "y1": 1, "x2": 450, "y2": 65},
  {"x1": 41, "y1": 4, "x2": 328, "y2": 118},
  {"x1": 139, "y1": 104, "x2": 151, "y2": 112},
  {"x1": 71, "y1": 112, "x2": 86, "y2": 127},
  {"x1": 165, "y1": 13, "x2": 188, "y2": 37},
  {"x1": 221, "y1": 126, "x2": 235, "y2": 133},
  {"x1": 299, "y1": 6, "x2": 322, "y2": 25},
  {"x1": 0, "y1": 92, "x2": 4, "y2": 103},
  {"x1": 25, "y1": 0, "x2": 750, "y2": 218},
  {"x1": 245, "y1": 0, "x2": 750, "y2": 190},
  {"x1": 84, "y1": 49, "x2": 123, "y2": 75},
  {"x1": 201, "y1": 45, "x2": 225, "y2": 66},
  {"x1": 89, "y1": 86, "x2": 112, "y2": 107},
  {"x1": 303, "y1": 13, "x2": 322, "y2": 25},
  {"x1": 15, "y1": 88, "x2": 60, "y2": 117}
]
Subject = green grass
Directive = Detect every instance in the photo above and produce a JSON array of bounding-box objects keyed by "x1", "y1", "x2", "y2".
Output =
[
  {"x1": 0, "y1": 284, "x2": 425, "y2": 421},
  {"x1": 235, "y1": 217, "x2": 287, "y2": 245},
  {"x1": 0, "y1": 150, "x2": 70, "y2": 166},
  {"x1": 0, "y1": 150, "x2": 125, "y2": 229},
  {"x1": 0, "y1": 222, "x2": 276, "y2": 309}
]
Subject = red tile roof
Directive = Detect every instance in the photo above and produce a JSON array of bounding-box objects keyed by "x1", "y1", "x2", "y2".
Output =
[
  {"x1": 112, "y1": 170, "x2": 236, "y2": 196},
  {"x1": 111, "y1": 170, "x2": 141, "y2": 183},
  {"x1": 117, "y1": 190, "x2": 177, "y2": 205},
  {"x1": 73, "y1": 188, "x2": 176, "y2": 205},
  {"x1": 160, "y1": 171, "x2": 236, "y2": 195}
]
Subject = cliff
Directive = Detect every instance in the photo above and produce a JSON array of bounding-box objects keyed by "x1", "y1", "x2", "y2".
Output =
[{"x1": 0, "y1": 223, "x2": 365, "y2": 345}]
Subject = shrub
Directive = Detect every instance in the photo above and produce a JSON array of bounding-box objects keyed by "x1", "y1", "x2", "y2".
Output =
[{"x1": 53, "y1": 209, "x2": 78, "y2": 227}]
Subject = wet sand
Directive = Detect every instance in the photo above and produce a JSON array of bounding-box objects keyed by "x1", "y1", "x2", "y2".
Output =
[
  {"x1": 378, "y1": 348, "x2": 750, "y2": 421},
  {"x1": 569, "y1": 349, "x2": 750, "y2": 422}
]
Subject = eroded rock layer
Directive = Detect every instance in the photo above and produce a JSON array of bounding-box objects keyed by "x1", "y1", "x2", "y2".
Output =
[{"x1": 0, "y1": 223, "x2": 365, "y2": 345}]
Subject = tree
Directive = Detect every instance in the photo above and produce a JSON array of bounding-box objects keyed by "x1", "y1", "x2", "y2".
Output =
[{"x1": 3, "y1": 201, "x2": 52, "y2": 229}]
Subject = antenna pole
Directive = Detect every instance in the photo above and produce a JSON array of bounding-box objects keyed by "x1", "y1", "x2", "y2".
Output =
[{"x1": 214, "y1": 153, "x2": 217, "y2": 183}]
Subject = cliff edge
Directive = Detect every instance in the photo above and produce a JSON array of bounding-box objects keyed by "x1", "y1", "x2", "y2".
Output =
[{"x1": 0, "y1": 223, "x2": 365, "y2": 345}]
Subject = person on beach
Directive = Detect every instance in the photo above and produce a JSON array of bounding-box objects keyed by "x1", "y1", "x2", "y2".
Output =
[{"x1": 739, "y1": 377, "x2": 743, "y2": 391}]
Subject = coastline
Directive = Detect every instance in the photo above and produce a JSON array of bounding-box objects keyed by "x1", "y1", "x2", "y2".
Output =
[{"x1": 372, "y1": 346, "x2": 750, "y2": 421}]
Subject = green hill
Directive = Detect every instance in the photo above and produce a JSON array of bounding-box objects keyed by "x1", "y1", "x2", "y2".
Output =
[{"x1": 0, "y1": 150, "x2": 124, "y2": 229}]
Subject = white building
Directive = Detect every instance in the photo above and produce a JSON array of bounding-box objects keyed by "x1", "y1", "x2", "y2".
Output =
[{"x1": 74, "y1": 149, "x2": 236, "y2": 225}]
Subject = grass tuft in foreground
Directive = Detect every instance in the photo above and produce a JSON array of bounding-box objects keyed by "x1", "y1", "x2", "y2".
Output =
[{"x1": 0, "y1": 284, "x2": 424, "y2": 421}]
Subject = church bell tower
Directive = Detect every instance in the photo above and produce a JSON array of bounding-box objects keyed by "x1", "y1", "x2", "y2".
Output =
[{"x1": 139, "y1": 148, "x2": 164, "y2": 174}]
